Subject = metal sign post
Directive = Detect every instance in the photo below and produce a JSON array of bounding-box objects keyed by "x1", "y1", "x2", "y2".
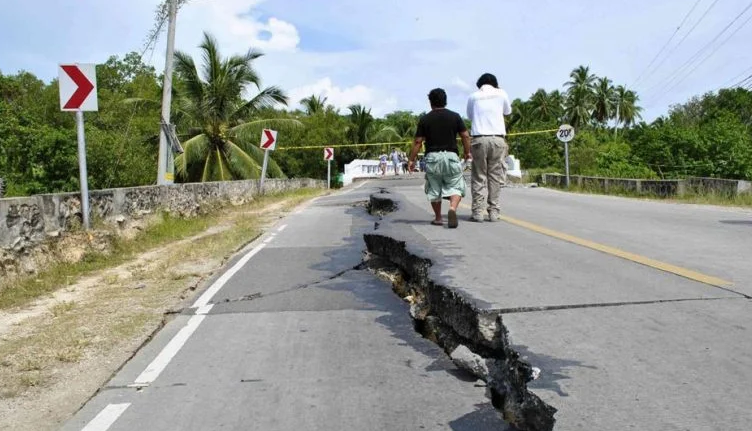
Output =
[
  {"x1": 75, "y1": 111, "x2": 90, "y2": 229},
  {"x1": 324, "y1": 147, "x2": 334, "y2": 189},
  {"x1": 59, "y1": 63, "x2": 98, "y2": 230},
  {"x1": 557, "y1": 124, "x2": 575, "y2": 188},
  {"x1": 259, "y1": 129, "x2": 278, "y2": 194}
]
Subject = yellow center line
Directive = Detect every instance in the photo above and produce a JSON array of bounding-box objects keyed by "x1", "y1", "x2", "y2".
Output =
[{"x1": 458, "y1": 204, "x2": 734, "y2": 288}]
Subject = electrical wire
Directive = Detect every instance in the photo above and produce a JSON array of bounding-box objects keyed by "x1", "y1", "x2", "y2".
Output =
[
  {"x1": 653, "y1": 11, "x2": 752, "y2": 101},
  {"x1": 646, "y1": 1, "x2": 752, "y2": 102},
  {"x1": 632, "y1": 0, "x2": 702, "y2": 88},
  {"x1": 638, "y1": 0, "x2": 721, "y2": 90}
]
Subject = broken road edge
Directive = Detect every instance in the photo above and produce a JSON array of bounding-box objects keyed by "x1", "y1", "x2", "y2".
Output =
[{"x1": 363, "y1": 191, "x2": 557, "y2": 431}]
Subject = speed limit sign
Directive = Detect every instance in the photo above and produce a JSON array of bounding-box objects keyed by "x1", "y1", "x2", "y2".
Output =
[{"x1": 557, "y1": 124, "x2": 575, "y2": 143}]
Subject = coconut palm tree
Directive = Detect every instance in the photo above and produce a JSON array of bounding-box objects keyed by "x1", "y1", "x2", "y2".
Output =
[
  {"x1": 564, "y1": 66, "x2": 596, "y2": 128},
  {"x1": 529, "y1": 89, "x2": 564, "y2": 123},
  {"x1": 300, "y1": 94, "x2": 328, "y2": 116},
  {"x1": 345, "y1": 104, "x2": 374, "y2": 145},
  {"x1": 508, "y1": 99, "x2": 533, "y2": 132},
  {"x1": 172, "y1": 32, "x2": 298, "y2": 182},
  {"x1": 592, "y1": 77, "x2": 615, "y2": 125},
  {"x1": 614, "y1": 85, "x2": 643, "y2": 132}
]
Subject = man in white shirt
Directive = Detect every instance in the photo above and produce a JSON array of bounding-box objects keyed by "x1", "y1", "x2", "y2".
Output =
[{"x1": 466, "y1": 73, "x2": 512, "y2": 222}]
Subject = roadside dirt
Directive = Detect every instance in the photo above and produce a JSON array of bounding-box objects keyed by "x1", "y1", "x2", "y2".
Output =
[{"x1": 0, "y1": 193, "x2": 322, "y2": 431}]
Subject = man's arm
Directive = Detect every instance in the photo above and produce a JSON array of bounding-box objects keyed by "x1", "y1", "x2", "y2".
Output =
[
  {"x1": 408, "y1": 137, "x2": 424, "y2": 172},
  {"x1": 466, "y1": 97, "x2": 474, "y2": 121},
  {"x1": 460, "y1": 130, "x2": 472, "y2": 161}
]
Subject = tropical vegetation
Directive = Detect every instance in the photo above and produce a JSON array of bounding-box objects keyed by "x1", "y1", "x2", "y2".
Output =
[{"x1": 2, "y1": 42, "x2": 752, "y2": 198}]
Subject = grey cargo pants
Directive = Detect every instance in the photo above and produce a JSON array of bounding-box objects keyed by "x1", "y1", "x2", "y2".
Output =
[{"x1": 470, "y1": 136, "x2": 508, "y2": 216}]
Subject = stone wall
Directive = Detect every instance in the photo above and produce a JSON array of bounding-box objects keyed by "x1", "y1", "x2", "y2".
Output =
[
  {"x1": 542, "y1": 174, "x2": 751, "y2": 198},
  {"x1": 0, "y1": 178, "x2": 323, "y2": 279}
]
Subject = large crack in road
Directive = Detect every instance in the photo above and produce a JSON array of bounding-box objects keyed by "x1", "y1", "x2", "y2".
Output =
[{"x1": 363, "y1": 193, "x2": 557, "y2": 431}]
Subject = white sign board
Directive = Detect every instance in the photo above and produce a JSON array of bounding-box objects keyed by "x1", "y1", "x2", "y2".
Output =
[
  {"x1": 324, "y1": 147, "x2": 334, "y2": 161},
  {"x1": 260, "y1": 129, "x2": 277, "y2": 151},
  {"x1": 557, "y1": 124, "x2": 575, "y2": 143},
  {"x1": 59, "y1": 64, "x2": 98, "y2": 112}
]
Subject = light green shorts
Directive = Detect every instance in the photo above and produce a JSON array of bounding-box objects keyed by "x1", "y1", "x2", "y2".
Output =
[{"x1": 424, "y1": 151, "x2": 466, "y2": 202}]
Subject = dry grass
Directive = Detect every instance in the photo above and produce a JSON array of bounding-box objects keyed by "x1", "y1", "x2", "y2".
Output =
[{"x1": 0, "y1": 187, "x2": 326, "y2": 430}]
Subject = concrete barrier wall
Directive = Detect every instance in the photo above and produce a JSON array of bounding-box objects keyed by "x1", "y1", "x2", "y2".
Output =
[
  {"x1": 0, "y1": 178, "x2": 323, "y2": 258},
  {"x1": 542, "y1": 174, "x2": 751, "y2": 197}
]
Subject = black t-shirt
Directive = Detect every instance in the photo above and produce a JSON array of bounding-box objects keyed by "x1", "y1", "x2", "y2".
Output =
[{"x1": 415, "y1": 108, "x2": 466, "y2": 154}]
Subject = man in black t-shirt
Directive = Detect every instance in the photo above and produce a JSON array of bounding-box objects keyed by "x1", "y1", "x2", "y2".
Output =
[{"x1": 408, "y1": 88, "x2": 472, "y2": 228}]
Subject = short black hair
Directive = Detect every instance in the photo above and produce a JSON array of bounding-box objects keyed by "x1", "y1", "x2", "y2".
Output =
[
  {"x1": 428, "y1": 88, "x2": 447, "y2": 108},
  {"x1": 476, "y1": 73, "x2": 499, "y2": 88}
]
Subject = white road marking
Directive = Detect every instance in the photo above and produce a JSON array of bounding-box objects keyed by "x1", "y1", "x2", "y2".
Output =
[
  {"x1": 277, "y1": 224, "x2": 288, "y2": 232},
  {"x1": 133, "y1": 305, "x2": 213, "y2": 386},
  {"x1": 192, "y1": 243, "x2": 267, "y2": 309},
  {"x1": 263, "y1": 234, "x2": 276, "y2": 244},
  {"x1": 81, "y1": 403, "x2": 131, "y2": 431}
]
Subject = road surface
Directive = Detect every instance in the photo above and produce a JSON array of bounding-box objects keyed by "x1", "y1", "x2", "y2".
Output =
[{"x1": 63, "y1": 178, "x2": 752, "y2": 431}]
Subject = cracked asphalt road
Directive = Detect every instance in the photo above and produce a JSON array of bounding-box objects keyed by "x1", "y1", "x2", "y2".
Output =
[
  {"x1": 372, "y1": 178, "x2": 752, "y2": 431},
  {"x1": 61, "y1": 178, "x2": 752, "y2": 431},
  {"x1": 61, "y1": 184, "x2": 509, "y2": 431}
]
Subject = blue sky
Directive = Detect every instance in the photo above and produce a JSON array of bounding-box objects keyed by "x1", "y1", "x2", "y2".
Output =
[{"x1": 1, "y1": 0, "x2": 751, "y2": 120}]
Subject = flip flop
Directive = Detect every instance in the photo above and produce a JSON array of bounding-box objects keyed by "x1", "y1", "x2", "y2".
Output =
[
  {"x1": 448, "y1": 209, "x2": 458, "y2": 229},
  {"x1": 431, "y1": 220, "x2": 443, "y2": 226}
]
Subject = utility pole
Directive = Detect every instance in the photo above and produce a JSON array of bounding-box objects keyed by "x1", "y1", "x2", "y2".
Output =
[
  {"x1": 614, "y1": 97, "x2": 621, "y2": 138},
  {"x1": 157, "y1": 0, "x2": 178, "y2": 185}
]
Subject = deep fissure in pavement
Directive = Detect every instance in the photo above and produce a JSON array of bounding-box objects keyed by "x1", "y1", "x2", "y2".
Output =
[{"x1": 362, "y1": 234, "x2": 557, "y2": 431}]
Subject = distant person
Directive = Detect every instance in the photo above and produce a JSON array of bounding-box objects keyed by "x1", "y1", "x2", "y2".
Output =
[
  {"x1": 391, "y1": 149, "x2": 401, "y2": 175},
  {"x1": 419, "y1": 156, "x2": 426, "y2": 173},
  {"x1": 379, "y1": 153, "x2": 388, "y2": 175},
  {"x1": 401, "y1": 151, "x2": 410, "y2": 175},
  {"x1": 466, "y1": 72, "x2": 512, "y2": 222},
  {"x1": 408, "y1": 88, "x2": 472, "y2": 228}
]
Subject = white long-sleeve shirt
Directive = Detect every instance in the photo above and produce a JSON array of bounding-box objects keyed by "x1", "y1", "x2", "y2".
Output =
[{"x1": 467, "y1": 85, "x2": 512, "y2": 136}]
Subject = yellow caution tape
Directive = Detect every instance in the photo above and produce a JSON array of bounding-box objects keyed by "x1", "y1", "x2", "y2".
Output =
[{"x1": 277, "y1": 127, "x2": 560, "y2": 151}]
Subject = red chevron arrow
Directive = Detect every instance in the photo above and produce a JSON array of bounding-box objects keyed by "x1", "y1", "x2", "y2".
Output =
[
  {"x1": 61, "y1": 65, "x2": 94, "y2": 110},
  {"x1": 261, "y1": 129, "x2": 276, "y2": 149},
  {"x1": 324, "y1": 148, "x2": 334, "y2": 160}
]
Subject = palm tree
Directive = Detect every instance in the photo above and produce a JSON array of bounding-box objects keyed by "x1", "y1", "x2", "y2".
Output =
[
  {"x1": 508, "y1": 99, "x2": 533, "y2": 132},
  {"x1": 300, "y1": 94, "x2": 328, "y2": 116},
  {"x1": 172, "y1": 32, "x2": 298, "y2": 182},
  {"x1": 592, "y1": 77, "x2": 615, "y2": 124},
  {"x1": 530, "y1": 89, "x2": 564, "y2": 123},
  {"x1": 346, "y1": 104, "x2": 374, "y2": 145},
  {"x1": 564, "y1": 66, "x2": 596, "y2": 128},
  {"x1": 614, "y1": 85, "x2": 643, "y2": 132}
]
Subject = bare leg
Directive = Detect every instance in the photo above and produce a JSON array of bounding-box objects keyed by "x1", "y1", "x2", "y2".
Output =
[
  {"x1": 431, "y1": 201, "x2": 442, "y2": 223},
  {"x1": 449, "y1": 195, "x2": 461, "y2": 211}
]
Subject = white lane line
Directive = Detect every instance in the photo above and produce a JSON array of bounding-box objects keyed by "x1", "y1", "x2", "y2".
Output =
[
  {"x1": 133, "y1": 305, "x2": 213, "y2": 386},
  {"x1": 81, "y1": 403, "x2": 131, "y2": 431},
  {"x1": 277, "y1": 224, "x2": 288, "y2": 232},
  {"x1": 192, "y1": 243, "x2": 267, "y2": 309},
  {"x1": 263, "y1": 234, "x2": 276, "y2": 244}
]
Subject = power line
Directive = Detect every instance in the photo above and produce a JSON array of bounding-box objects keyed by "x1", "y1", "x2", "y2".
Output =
[
  {"x1": 632, "y1": 0, "x2": 702, "y2": 88},
  {"x1": 650, "y1": 7, "x2": 752, "y2": 102},
  {"x1": 638, "y1": 0, "x2": 721, "y2": 90},
  {"x1": 713, "y1": 65, "x2": 752, "y2": 91}
]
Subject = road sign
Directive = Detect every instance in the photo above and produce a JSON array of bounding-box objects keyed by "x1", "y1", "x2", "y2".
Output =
[
  {"x1": 557, "y1": 124, "x2": 575, "y2": 143},
  {"x1": 324, "y1": 147, "x2": 334, "y2": 161},
  {"x1": 260, "y1": 129, "x2": 277, "y2": 151},
  {"x1": 59, "y1": 64, "x2": 98, "y2": 111},
  {"x1": 557, "y1": 124, "x2": 574, "y2": 188}
]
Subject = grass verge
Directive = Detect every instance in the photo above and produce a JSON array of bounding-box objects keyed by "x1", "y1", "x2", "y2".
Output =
[
  {"x1": 545, "y1": 184, "x2": 752, "y2": 207},
  {"x1": 0, "y1": 188, "x2": 323, "y2": 311},
  {"x1": 0, "y1": 186, "x2": 325, "y2": 430}
]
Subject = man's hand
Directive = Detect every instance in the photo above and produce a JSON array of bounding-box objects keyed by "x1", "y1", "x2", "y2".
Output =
[{"x1": 408, "y1": 160, "x2": 416, "y2": 172}]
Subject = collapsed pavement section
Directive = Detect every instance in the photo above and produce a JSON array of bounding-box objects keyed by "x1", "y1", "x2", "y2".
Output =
[{"x1": 364, "y1": 191, "x2": 557, "y2": 431}]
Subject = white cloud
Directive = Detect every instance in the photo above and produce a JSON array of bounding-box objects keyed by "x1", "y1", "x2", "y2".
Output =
[
  {"x1": 177, "y1": 0, "x2": 299, "y2": 53},
  {"x1": 452, "y1": 77, "x2": 472, "y2": 92},
  {"x1": 288, "y1": 77, "x2": 398, "y2": 117}
]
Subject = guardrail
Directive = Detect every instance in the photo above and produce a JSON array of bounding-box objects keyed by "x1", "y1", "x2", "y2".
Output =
[{"x1": 542, "y1": 174, "x2": 752, "y2": 197}]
